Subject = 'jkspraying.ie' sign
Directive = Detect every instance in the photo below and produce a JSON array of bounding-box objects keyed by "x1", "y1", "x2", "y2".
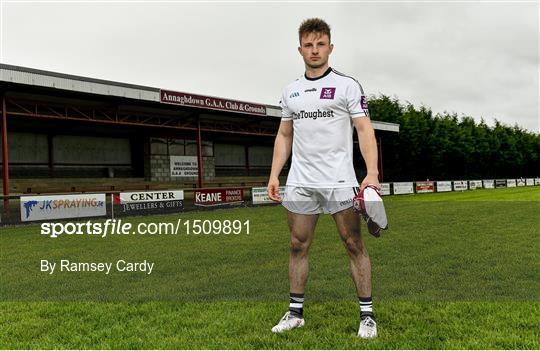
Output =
[{"x1": 20, "y1": 194, "x2": 106, "y2": 222}]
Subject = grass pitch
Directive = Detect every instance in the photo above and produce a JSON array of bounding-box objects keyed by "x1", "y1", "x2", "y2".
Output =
[{"x1": 1, "y1": 187, "x2": 539, "y2": 349}]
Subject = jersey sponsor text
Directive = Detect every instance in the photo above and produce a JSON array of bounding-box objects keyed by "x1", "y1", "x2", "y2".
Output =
[{"x1": 292, "y1": 109, "x2": 335, "y2": 120}]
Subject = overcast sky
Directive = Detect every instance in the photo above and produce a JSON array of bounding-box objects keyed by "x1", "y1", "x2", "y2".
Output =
[{"x1": 1, "y1": 1, "x2": 539, "y2": 132}]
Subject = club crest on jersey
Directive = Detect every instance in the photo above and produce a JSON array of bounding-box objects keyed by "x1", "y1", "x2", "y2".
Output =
[
  {"x1": 361, "y1": 95, "x2": 369, "y2": 109},
  {"x1": 289, "y1": 92, "x2": 300, "y2": 98},
  {"x1": 320, "y1": 87, "x2": 336, "y2": 99}
]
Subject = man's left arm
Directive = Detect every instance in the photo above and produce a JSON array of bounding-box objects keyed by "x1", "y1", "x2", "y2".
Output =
[{"x1": 352, "y1": 117, "x2": 380, "y2": 191}]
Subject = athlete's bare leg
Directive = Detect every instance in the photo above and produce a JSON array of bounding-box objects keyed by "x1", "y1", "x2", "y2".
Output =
[
  {"x1": 332, "y1": 207, "x2": 372, "y2": 297},
  {"x1": 288, "y1": 211, "x2": 319, "y2": 293}
]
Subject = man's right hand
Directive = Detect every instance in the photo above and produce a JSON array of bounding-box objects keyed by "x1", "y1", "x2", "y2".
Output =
[{"x1": 267, "y1": 177, "x2": 282, "y2": 202}]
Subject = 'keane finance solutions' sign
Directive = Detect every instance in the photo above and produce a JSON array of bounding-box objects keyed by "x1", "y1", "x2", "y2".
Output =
[{"x1": 195, "y1": 188, "x2": 244, "y2": 207}]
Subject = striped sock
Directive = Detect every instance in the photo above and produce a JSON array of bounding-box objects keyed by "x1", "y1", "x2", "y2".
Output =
[
  {"x1": 289, "y1": 293, "x2": 304, "y2": 317},
  {"x1": 359, "y1": 296, "x2": 375, "y2": 320}
]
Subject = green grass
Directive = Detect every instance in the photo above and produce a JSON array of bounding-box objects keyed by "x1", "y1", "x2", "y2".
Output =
[
  {"x1": 1, "y1": 187, "x2": 539, "y2": 349},
  {"x1": 2, "y1": 301, "x2": 538, "y2": 349}
]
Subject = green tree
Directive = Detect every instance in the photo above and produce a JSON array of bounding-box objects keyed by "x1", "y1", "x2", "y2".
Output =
[{"x1": 368, "y1": 95, "x2": 539, "y2": 181}]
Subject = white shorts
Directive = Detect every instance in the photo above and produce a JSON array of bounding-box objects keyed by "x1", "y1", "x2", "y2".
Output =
[{"x1": 282, "y1": 186, "x2": 359, "y2": 215}]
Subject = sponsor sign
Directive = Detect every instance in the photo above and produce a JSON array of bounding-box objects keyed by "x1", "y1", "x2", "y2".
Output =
[
  {"x1": 453, "y1": 181, "x2": 468, "y2": 191},
  {"x1": 506, "y1": 179, "x2": 517, "y2": 188},
  {"x1": 469, "y1": 180, "x2": 483, "y2": 190},
  {"x1": 536, "y1": 178, "x2": 540, "y2": 185},
  {"x1": 526, "y1": 178, "x2": 534, "y2": 186},
  {"x1": 160, "y1": 89, "x2": 266, "y2": 116},
  {"x1": 114, "y1": 190, "x2": 184, "y2": 213},
  {"x1": 516, "y1": 179, "x2": 526, "y2": 187},
  {"x1": 195, "y1": 188, "x2": 244, "y2": 207},
  {"x1": 393, "y1": 182, "x2": 414, "y2": 195},
  {"x1": 483, "y1": 180, "x2": 495, "y2": 189},
  {"x1": 252, "y1": 186, "x2": 285, "y2": 204},
  {"x1": 320, "y1": 87, "x2": 336, "y2": 99},
  {"x1": 416, "y1": 181, "x2": 434, "y2": 193},
  {"x1": 436, "y1": 181, "x2": 452, "y2": 192},
  {"x1": 170, "y1": 156, "x2": 198, "y2": 177},
  {"x1": 379, "y1": 183, "x2": 391, "y2": 196},
  {"x1": 20, "y1": 194, "x2": 106, "y2": 222},
  {"x1": 495, "y1": 179, "x2": 507, "y2": 188},
  {"x1": 361, "y1": 96, "x2": 369, "y2": 110}
]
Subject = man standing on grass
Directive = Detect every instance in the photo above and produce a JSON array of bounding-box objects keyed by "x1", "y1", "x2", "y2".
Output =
[{"x1": 267, "y1": 18, "x2": 380, "y2": 338}]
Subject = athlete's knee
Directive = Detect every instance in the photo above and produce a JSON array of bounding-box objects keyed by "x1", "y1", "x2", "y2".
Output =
[
  {"x1": 290, "y1": 236, "x2": 310, "y2": 256},
  {"x1": 343, "y1": 236, "x2": 366, "y2": 257}
]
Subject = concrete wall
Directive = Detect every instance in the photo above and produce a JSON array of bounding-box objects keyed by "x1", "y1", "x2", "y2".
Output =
[
  {"x1": 146, "y1": 155, "x2": 215, "y2": 182},
  {"x1": 144, "y1": 138, "x2": 215, "y2": 182}
]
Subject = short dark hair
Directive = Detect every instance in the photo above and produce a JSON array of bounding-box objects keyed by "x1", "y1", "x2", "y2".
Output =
[{"x1": 298, "y1": 18, "x2": 331, "y2": 44}]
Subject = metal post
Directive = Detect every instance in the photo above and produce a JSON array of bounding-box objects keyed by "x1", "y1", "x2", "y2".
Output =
[
  {"x1": 2, "y1": 95, "x2": 9, "y2": 211},
  {"x1": 196, "y1": 117, "x2": 203, "y2": 188},
  {"x1": 110, "y1": 193, "x2": 115, "y2": 220}
]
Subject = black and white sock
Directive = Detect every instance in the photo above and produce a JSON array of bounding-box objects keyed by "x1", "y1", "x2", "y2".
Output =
[
  {"x1": 359, "y1": 296, "x2": 375, "y2": 320},
  {"x1": 289, "y1": 293, "x2": 304, "y2": 317}
]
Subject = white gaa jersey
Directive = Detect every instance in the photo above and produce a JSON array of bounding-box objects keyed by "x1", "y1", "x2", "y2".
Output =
[{"x1": 280, "y1": 67, "x2": 370, "y2": 188}]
